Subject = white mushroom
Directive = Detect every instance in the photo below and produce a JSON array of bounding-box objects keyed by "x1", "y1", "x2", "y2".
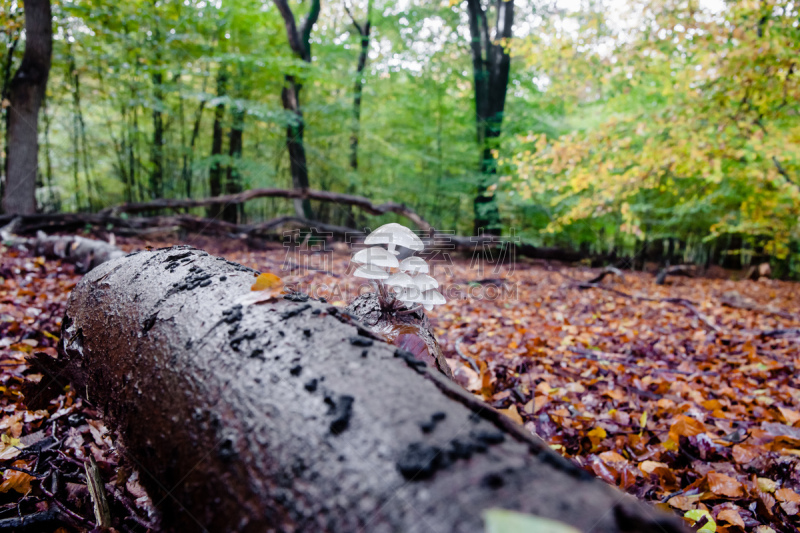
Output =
[
  {"x1": 411, "y1": 274, "x2": 438, "y2": 291},
  {"x1": 352, "y1": 246, "x2": 400, "y2": 269},
  {"x1": 420, "y1": 289, "x2": 446, "y2": 306},
  {"x1": 398, "y1": 256, "x2": 429, "y2": 274},
  {"x1": 395, "y1": 287, "x2": 445, "y2": 309},
  {"x1": 385, "y1": 272, "x2": 416, "y2": 291},
  {"x1": 353, "y1": 264, "x2": 389, "y2": 280},
  {"x1": 364, "y1": 223, "x2": 424, "y2": 255}
]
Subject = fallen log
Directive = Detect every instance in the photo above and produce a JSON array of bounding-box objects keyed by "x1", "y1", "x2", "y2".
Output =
[
  {"x1": 57, "y1": 247, "x2": 687, "y2": 532},
  {"x1": 1, "y1": 219, "x2": 125, "y2": 273}
]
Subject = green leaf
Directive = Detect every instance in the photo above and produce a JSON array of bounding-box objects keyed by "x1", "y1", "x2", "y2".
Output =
[
  {"x1": 684, "y1": 509, "x2": 716, "y2": 532},
  {"x1": 484, "y1": 509, "x2": 580, "y2": 533}
]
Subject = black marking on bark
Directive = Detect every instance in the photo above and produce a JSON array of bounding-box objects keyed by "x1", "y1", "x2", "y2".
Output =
[
  {"x1": 349, "y1": 336, "x2": 373, "y2": 347},
  {"x1": 325, "y1": 394, "x2": 354, "y2": 435},
  {"x1": 284, "y1": 292, "x2": 310, "y2": 302},
  {"x1": 280, "y1": 304, "x2": 311, "y2": 320},
  {"x1": 304, "y1": 379, "x2": 318, "y2": 392},
  {"x1": 482, "y1": 473, "x2": 504, "y2": 489},
  {"x1": 142, "y1": 313, "x2": 158, "y2": 334},
  {"x1": 230, "y1": 331, "x2": 256, "y2": 351},
  {"x1": 222, "y1": 305, "x2": 243, "y2": 324},
  {"x1": 394, "y1": 348, "x2": 427, "y2": 372},
  {"x1": 397, "y1": 443, "x2": 441, "y2": 480},
  {"x1": 219, "y1": 275, "x2": 227, "y2": 281},
  {"x1": 249, "y1": 348, "x2": 264, "y2": 359},
  {"x1": 361, "y1": 349, "x2": 368, "y2": 358},
  {"x1": 311, "y1": 309, "x2": 322, "y2": 316},
  {"x1": 303, "y1": 328, "x2": 312, "y2": 337},
  {"x1": 290, "y1": 365, "x2": 303, "y2": 376}
]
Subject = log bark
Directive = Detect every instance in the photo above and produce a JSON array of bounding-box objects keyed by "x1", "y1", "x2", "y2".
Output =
[{"x1": 57, "y1": 247, "x2": 688, "y2": 533}]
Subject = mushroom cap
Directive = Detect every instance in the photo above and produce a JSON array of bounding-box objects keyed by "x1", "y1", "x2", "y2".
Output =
[
  {"x1": 395, "y1": 287, "x2": 445, "y2": 306},
  {"x1": 353, "y1": 264, "x2": 389, "y2": 280},
  {"x1": 385, "y1": 272, "x2": 415, "y2": 289},
  {"x1": 364, "y1": 223, "x2": 424, "y2": 253},
  {"x1": 398, "y1": 256, "x2": 429, "y2": 274},
  {"x1": 411, "y1": 273, "x2": 438, "y2": 291},
  {"x1": 423, "y1": 303, "x2": 433, "y2": 311},
  {"x1": 421, "y1": 289, "x2": 446, "y2": 305},
  {"x1": 352, "y1": 246, "x2": 399, "y2": 268}
]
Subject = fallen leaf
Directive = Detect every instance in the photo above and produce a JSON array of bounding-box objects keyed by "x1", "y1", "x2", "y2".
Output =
[
  {"x1": 251, "y1": 272, "x2": 282, "y2": 292},
  {"x1": 708, "y1": 473, "x2": 744, "y2": 498},
  {"x1": 484, "y1": 508, "x2": 580, "y2": 533},
  {"x1": 716, "y1": 509, "x2": 744, "y2": 528},
  {"x1": 0, "y1": 461, "x2": 34, "y2": 494},
  {"x1": 775, "y1": 488, "x2": 800, "y2": 503},
  {"x1": 500, "y1": 404, "x2": 523, "y2": 425}
]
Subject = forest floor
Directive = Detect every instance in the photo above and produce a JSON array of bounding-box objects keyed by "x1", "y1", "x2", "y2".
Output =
[{"x1": 1, "y1": 234, "x2": 799, "y2": 532}]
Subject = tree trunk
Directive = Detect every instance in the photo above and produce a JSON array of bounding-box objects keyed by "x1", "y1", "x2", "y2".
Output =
[
  {"x1": 151, "y1": 71, "x2": 164, "y2": 199},
  {"x1": 57, "y1": 247, "x2": 688, "y2": 533},
  {"x1": 2, "y1": 0, "x2": 52, "y2": 215},
  {"x1": 208, "y1": 68, "x2": 227, "y2": 219},
  {"x1": 466, "y1": 0, "x2": 513, "y2": 235},
  {"x1": 282, "y1": 77, "x2": 313, "y2": 219},
  {"x1": 274, "y1": 0, "x2": 320, "y2": 220},
  {"x1": 224, "y1": 71, "x2": 244, "y2": 224}
]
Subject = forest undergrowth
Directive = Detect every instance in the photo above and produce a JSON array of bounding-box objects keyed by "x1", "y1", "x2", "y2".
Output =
[{"x1": 1, "y1": 235, "x2": 799, "y2": 532}]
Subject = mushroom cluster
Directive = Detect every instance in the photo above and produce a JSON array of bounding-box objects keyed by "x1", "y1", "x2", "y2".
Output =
[{"x1": 351, "y1": 223, "x2": 445, "y2": 312}]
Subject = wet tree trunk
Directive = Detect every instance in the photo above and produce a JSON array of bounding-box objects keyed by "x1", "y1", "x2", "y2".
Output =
[
  {"x1": 58, "y1": 247, "x2": 688, "y2": 533},
  {"x1": 274, "y1": 0, "x2": 320, "y2": 220},
  {"x1": 466, "y1": 0, "x2": 513, "y2": 235},
  {"x1": 2, "y1": 0, "x2": 52, "y2": 215}
]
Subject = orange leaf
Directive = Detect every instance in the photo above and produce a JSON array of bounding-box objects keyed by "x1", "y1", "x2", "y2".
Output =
[
  {"x1": 776, "y1": 488, "x2": 800, "y2": 503},
  {"x1": 668, "y1": 415, "x2": 706, "y2": 442},
  {"x1": 0, "y1": 462, "x2": 33, "y2": 494},
  {"x1": 732, "y1": 444, "x2": 759, "y2": 464},
  {"x1": 251, "y1": 273, "x2": 282, "y2": 292},
  {"x1": 707, "y1": 472, "x2": 744, "y2": 498},
  {"x1": 639, "y1": 460, "x2": 668, "y2": 475},
  {"x1": 500, "y1": 404, "x2": 523, "y2": 425},
  {"x1": 717, "y1": 509, "x2": 745, "y2": 528},
  {"x1": 778, "y1": 407, "x2": 800, "y2": 426}
]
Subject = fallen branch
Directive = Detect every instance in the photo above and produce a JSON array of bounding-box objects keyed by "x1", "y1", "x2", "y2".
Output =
[
  {"x1": 56, "y1": 246, "x2": 688, "y2": 532},
  {"x1": 99, "y1": 187, "x2": 433, "y2": 231}
]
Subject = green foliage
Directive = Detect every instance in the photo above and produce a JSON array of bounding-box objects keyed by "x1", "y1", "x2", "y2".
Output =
[{"x1": 505, "y1": 0, "x2": 800, "y2": 275}]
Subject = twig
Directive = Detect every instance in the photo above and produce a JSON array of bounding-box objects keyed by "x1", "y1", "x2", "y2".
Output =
[
  {"x1": 454, "y1": 336, "x2": 480, "y2": 373},
  {"x1": 84, "y1": 456, "x2": 111, "y2": 528}
]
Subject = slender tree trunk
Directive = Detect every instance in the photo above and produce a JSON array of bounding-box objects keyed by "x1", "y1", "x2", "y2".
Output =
[
  {"x1": 0, "y1": 27, "x2": 20, "y2": 206},
  {"x1": 224, "y1": 70, "x2": 244, "y2": 224},
  {"x1": 207, "y1": 68, "x2": 227, "y2": 219},
  {"x1": 151, "y1": 69, "x2": 164, "y2": 199},
  {"x1": 2, "y1": 0, "x2": 51, "y2": 215},
  {"x1": 343, "y1": 2, "x2": 371, "y2": 228},
  {"x1": 183, "y1": 77, "x2": 208, "y2": 199},
  {"x1": 282, "y1": 78, "x2": 313, "y2": 218},
  {"x1": 274, "y1": 0, "x2": 321, "y2": 219},
  {"x1": 466, "y1": 0, "x2": 513, "y2": 235}
]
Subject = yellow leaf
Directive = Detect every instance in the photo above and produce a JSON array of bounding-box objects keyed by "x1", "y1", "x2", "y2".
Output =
[
  {"x1": 500, "y1": 404, "x2": 523, "y2": 425},
  {"x1": 251, "y1": 273, "x2": 282, "y2": 292}
]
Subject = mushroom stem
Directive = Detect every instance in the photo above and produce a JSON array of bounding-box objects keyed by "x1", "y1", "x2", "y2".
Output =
[
  {"x1": 387, "y1": 243, "x2": 398, "y2": 255},
  {"x1": 396, "y1": 305, "x2": 424, "y2": 315}
]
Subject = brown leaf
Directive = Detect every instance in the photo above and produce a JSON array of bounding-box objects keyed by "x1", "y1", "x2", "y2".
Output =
[
  {"x1": 0, "y1": 462, "x2": 33, "y2": 494},
  {"x1": 716, "y1": 508, "x2": 745, "y2": 528},
  {"x1": 707, "y1": 472, "x2": 744, "y2": 498}
]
